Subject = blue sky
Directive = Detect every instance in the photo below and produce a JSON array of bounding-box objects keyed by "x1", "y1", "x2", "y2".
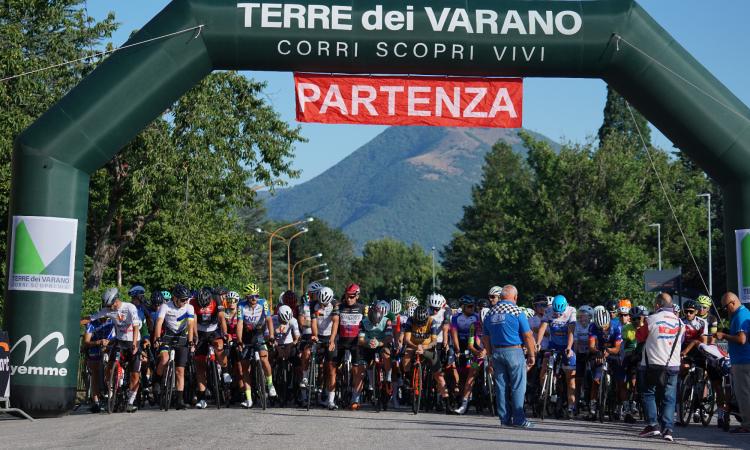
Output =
[{"x1": 87, "y1": 0, "x2": 750, "y2": 185}]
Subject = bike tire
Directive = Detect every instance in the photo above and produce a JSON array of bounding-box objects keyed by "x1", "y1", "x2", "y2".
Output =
[
  {"x1": 701, "y1": 381, "x2": 715, "y2": 426},
  {"x1": 486, "y1": 367, "x2": 497, "y2": 417},
  {"x1": 598, "y1": 373, "x2": 608, "y2": 423},
  {"x1": 255, "y1": 358, "x2": 267, "y2": 410},
  {"x1": 678, "y1": 376, "x2": 694, "y2": 426},
  {"x1": 540, "y1": 368, "x2": 551, "y2": 421},
  {"x1": 162, "y1": 360, "x2": 174, "y2": 411},
  {"x1": 107, "y1": 361, "x2": 121, "y2": 414},
  {"x1": 307, "y1": 351, "x2": 316, "y2": 411},
  {"x1": 412, "y1": 363, "x2": 422, "y2": 415},
  {"x1": 209, "y1": 360, "x2": 221, "y2": 409}
]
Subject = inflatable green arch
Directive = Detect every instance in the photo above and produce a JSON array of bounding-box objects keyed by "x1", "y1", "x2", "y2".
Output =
[{"x1": 6, "y1": 0, "x2": 750, "y2": 417}]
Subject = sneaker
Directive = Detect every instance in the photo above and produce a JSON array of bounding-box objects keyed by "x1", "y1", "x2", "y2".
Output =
[
  {"x1": 268, "y1": 385, "x2": 277, "y2": 397},
  {"x1": 327, "y1": 401, "x2": 338, "y2": 411},
  {"x1": 662, "y1": 429, "x2": 673, "y2": 442},
  {"x1": 176, "y1": 402, "x2": 186, "y2": 410},
  {"x1": 515, "y1": 420, "x2": 535, "y2": 429},
  {"x1": 693, "y1": 412, "x2": 701, "y2": 423},
  {"x1": 350, "y1": 402, "x2": 360, "y2": 411},
  {"x1": 639, "y1": 425, "x2": 661, "y2": 438},
  {"x1": 196, "y1": 400, "x2": 207, "y2": 409},
  {"x1": 241, "y1": 399, "x2": 253, "y2": 409},
  {"x1": 454, "y1": 402, "x2": 468, "y2": 415},
  {"x1": 222, "y1": 372, "x2": 232, "y2": 384},
  {"x1": 299, "y1": 378, "x2": 308, "y2": 388},
  {"x1": 89, "y1": 402, "x2": 101, "y2": 414},
  {"x1": 126, "y1": 404, "x2": 138, "y2": 413}
]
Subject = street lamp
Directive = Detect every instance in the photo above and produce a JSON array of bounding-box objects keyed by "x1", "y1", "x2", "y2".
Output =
[
  {"x1": 314, "y1": 276, "x2": 330, "y2": 283},
  {"x1": 261, "y1": 218, "x2": 314, "y2": 308},
  {"x1": 301, "y1": 263, "x2": 328, "y2": 294},
  {"x1": 287, "y1": 227, "x2": 309, "y2": 290},
  {"x1": 649, "y1": 223, "x2": 662, "y2": 271},
  {"x1": 698, "y1": 193, "x2": 712, "y2": 296},
  {"x1": 292, "y1": 254, "x2": 324, "y2": 292}
]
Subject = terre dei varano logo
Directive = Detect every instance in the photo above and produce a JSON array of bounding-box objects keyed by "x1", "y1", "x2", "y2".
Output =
[{"x1": 8, "y1": 216, "x2": 77, "y2": 294}]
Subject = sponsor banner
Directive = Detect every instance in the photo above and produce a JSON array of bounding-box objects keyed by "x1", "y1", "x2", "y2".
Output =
[
  {"x1": 0, "y1": 331, "x2": 9, "y2": 398},
  {"x1": 295, "y1": 74, "x2": 522, "y2": 128},
  {"x1": 8, "y1": 216, "x2": 77, "y2": 294},
  {"x1": 10, "y1": 331, "x2": 70, "y2": 379},
  {"x1": 736, "y1": 229, "x2": 750, "y2": 303}
]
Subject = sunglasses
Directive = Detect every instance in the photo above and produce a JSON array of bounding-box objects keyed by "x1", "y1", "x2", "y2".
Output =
[
  {"x1": 685, "y1": 309, "x2": 696, "y2": 314},
  {"x1": 347, "y1": 294, "x2": 358, "y2": 299},
  {"x1": 489, "y1": 295, "x2": 500, "y2": 299}
]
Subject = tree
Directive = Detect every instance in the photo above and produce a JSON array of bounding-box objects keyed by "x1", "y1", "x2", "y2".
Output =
[
  {"x1": 351, "y1": 238, "x2": 433, "y2": 302},
  {"x1": 0, "y1": 0, "x2": 117, "y2": 324},
  {"x1": 85, "y1": 71, "x2": 304, "y2": 289},
  {"x1": 598, "y1": 85, "x2": 651, "y2": 146}
]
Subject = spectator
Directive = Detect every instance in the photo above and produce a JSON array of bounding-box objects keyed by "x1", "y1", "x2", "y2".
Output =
[
  {"x1": 481, "y1": 284, "x2": 536, "y2": 428},
  {"x1": 636, "y1": 292, "x2": 682, "y2": 442},
  {"x1": 715, "y1": 292, "x2": 750, "y2": 434}
]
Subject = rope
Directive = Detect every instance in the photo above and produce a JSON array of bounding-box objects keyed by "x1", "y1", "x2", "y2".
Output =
[{"x1": 1, "y1": 24, "x2": 205, "y2": 83}]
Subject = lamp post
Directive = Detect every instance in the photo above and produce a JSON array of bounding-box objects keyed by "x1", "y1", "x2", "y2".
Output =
[
  {"x1": 301, "y1": 263, "x2": 328, "y2": 294},
  {"x1": 287, "y1": 227, "x2": 309, "y2": 290},
  {"x1": 698, "y1": 193, "x2": 712, "y2": 296},
  {"x1": 292, "y1": 254, "x2": 323, "y2": 292},
  {"x1": 260, "y1": 218, "x2": 314, "y2": 308},
  {"x1": 313, "y1": 276, "x2": 330, "y2": 284},
  {"x1": 649, "y1": 223, "x2": 662, "y2": 271}
]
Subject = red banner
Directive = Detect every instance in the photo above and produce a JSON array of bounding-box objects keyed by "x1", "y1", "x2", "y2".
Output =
[{"x1": 295, "y1": 74, "x2": 522, "y2": 128}]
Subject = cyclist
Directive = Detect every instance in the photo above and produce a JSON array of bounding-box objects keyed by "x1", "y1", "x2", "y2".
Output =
[
  {"x1": 82, "y1": 309, "x2": 115, "y2": 413},
  {"x1": 277, "y1": 290, "x2": 300, "y2": 317},
  {"x1": 574, "y1": 305, "x2": 594, "y2": 414},
  {"x1": 606, "y1": 299, "x2": 621, "y2": 330},
  {"x1": 332, "y1": 283, "x2": 366, "y2": 410},
  {"x1": 299, "y1": 282, "x2": 323, "y2": 392},
  {"x1": 623, "y1": 305, "x2": 648, "y2": 422},
  {"x1": 89, "y1": 288, "x2": 142, "y2": 413},
  {"x1": 529, "y1": 294, "x2": 550, "y2": 353},
  {"x1": 222, "y1": 290, "x2": 241, "y2": 398},
  {"x1": 696, "y1": 294, "x2": 727, "y2": 427},
  {"x1": 153, "y1": 283, "x2": 195, "y2": 410},
  {"x1": 536, "y1": 295, "x2": 577, "y2": 417},
  {"x1": 488, "y1": 286, "x2": 503, "y2": 307},
  {"x1": 272, "y1": 304, "x2": 300, "y2": 363},
  {"x1": 451, "y1": 295, "x2": 484, "y2": 415},
  {"x1": 402, "y1": 305, "x2": 450, "y2": 411},
  {"x1": 191, "y1": 287, "x2": 227, "y2": 409},
  {"x1": 144, "y1": 290, "x2": 167, "y2": 337},
  {"x1": 389, "y1": 298, "x2": 405, "y2": 408},
  {"x1": 477, "y1": 298, "x2": 490, "y2": 323},
  {"x1": 616, "y1": 299, "x2": 634, "y2": 420},
  {"x1": 588, "y1": 307, "x2": 622, "y2": 419},
  {"x1": 128, "y1": 285, "x2": 151, "y2": 350},
  {"x1": 359, "y1": 301, "x2": 393, "y2": 399},
  {"x1": 237, "y1": 283, "x2": 277, "y2": 408},
  {"x1": 429, "y1": 293, "x2": 456, "y2": 405},
  {"x1": 311, "y1": 286, "x2": 338, "y2": 410},
  {"x1": 679, "y1": 299, "x2": 709, "y2": 423}
]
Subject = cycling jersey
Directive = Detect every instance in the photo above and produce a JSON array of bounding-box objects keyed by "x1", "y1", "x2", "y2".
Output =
[
  {"x1": 430, "y1": 307, "x2": 451, "y2": 344},
  {"x1": 404, "y1": 317, "x2": 436, "y2": 346},
  {"x1": 84, "y1": 319, "x2": 115, "y2": 358},
  {"x1": 90, "y1": 302, "x2": 142, "y2": 342},
  {"x1": 573, "y1": 320, "x2": 591, "y2": 354},
  {"x1": 334, "y1": 301, "x2": 365, "y2": 341},
  {"x1": 399, "y1": 313, "x2": 410, "y2": 332},
  {"x1": 699, "y1": 313, "x2": 719, "y2": 337},
  {"x1": 542, "y1": 305, "x2": 576, "y2": 349},
  {"x1": 313, "y1": 302, "x2": 335, "y2": 337},
  {"x1": 300, "y1": 301, "x2": 314, "y2": 336},
  {"x1": 157, "y1": 301, "x2": 195, "y2": 335},
  {"x1": 190, "y1": 298, "x2": 223, "y2": 333},
  {"x1": 682, "y1": 316, "x2": 708, "y2": 343},
  {"x1": 359, "y1": 316, "x2": 393, "y2": 343},
  {"x1": 528, "y1": 314, "x2": 549, "y2": 350},
  {"x1": 451, "y1": 312, "x2": 481, "y2": 348},
  {"x1": 386, "y1": 312, "x2": 400, "y2": 334},
  {"x1": 271, "y1": 316, "x2": 300, "y2": 345},
  {"x1": 224, "y1": 308, "x2": 239, "y2": 340},
  {"x1": 135, "y1": 304, "x2": 150, "y2": 339},
  {"x1": 622, "y1": 322, "x2": 638, "y2": 354},
  {"x1": 589, "y1": 322, "x2": 623, "y2": 351},
  {"x1": 238, "y1": 301, "x2": 267, "y2": 335}
]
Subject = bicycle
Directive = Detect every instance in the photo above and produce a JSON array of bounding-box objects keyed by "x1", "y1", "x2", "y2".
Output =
[
  {"x1": 369, "y1": 349, "x2": 390, "y2": 412},
  {"x1": 104, "y1": 343, "x2": 132, "y2": 414},
  {"x1": 539, "y1": 350, "x2": 567, "y2": 420},
  {"x1": 271, "y1": 344, "x2": 296, "y2": 408},
  {"x1": 678, "y1": 357, "x2": 715, "y2": 426},
  {"x1": 205, "y1": 340, "x2": 224, "y2": 409},
  {"x1": 306, "y1": 342, "x2": 319, "y2": 411},
  {"x1": 336, "y1": 349, "x2": 353, "y2": 409},
  {"x1": 594, "y1": 357, "x2": 617, "y2": 423},
  {"x1": 411, "y1": 353, "x2": 423, "y2": 415},
  {"x1": 158, "y1": 335, "x2": 186, "y2": 411},
  {"x1": 248, "y1": 343, "x2": 268, "y2": 411}
]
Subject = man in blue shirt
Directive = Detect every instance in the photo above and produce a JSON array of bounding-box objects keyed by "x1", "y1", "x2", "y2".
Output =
[
  {"x1": 481, "y1": 284, "x2": 536, "y2": 428},
  {"x1": 716, "y1": 292, "x2": 750, "y2": 433}
]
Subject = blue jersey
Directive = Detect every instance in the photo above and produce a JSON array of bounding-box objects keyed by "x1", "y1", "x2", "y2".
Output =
[
  {"x1": 85, "y1": 319, "x2": 115, "y2": 358},
  {"x1": 542, "y1": 306, "x2": 576, "y2": 349},
  {"x1": 589, "y1": 322, "x2": 622, "y2": 351}
]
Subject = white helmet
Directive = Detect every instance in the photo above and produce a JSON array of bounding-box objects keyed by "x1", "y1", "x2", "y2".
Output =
[
  {"x1": 390, "y1": 299, "x2": 402, "y2": 315},
  {"x1": 593, "y1": 308, "x2": 610, "y2": 329},
  {"x1": 488, "y1": 286, "x2": 502, "y2": 297},
  {"x1": 227, "y1": 291, "x2": 240, "y2": 301},
  {"x1": 578, "y1": 305, "x2": 594, "y2": 318},
  {"x1": 278, "y1": 305, "x2": 293, "y2": 323},
  {"x1": 404, "y1": 295, "x2": 418, "y2": 307},
  {"x1": 377, "y1": 300, "x2": 390, "y2": 314},
  {"x1": 428, "y1": 293, "x2": 445, "y2": 309},
  {"x1": 480, "y1": 307, "x2": 490, "y2": 322},
  {"x1": 524, "y1": 307, "x2": 535, "y2": 318},
  {"x1": 406, "y1": 305, "x2": 417, "y2": 318},
  {"x1": 307, "y1": 281, "x2": 323, "y2": 295},
  {"x1": 318, "y1": 287, "x2": 334, "y2": 305},
  {"x1": 546, "y1": 296, "x2": 554, "y2": 306},
  {"x1": 102, "y1": 287, "x2": 119, "y2": 307}
]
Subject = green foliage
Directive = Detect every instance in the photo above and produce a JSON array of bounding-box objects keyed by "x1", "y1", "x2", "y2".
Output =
[
  {"x1": 350, "y1": 238, "x2": 433, "y2": 303},
  {"x1": 598, "y1": 86, "x2": 651, "y2": 145}
]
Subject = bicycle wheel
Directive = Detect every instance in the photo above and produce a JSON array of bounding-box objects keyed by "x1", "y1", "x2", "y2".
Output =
[
  {"x1": 161, "y1": 360, "x2": 174, "y2": 411},
  {"x1": 598, "y1": 373, "x2": 608, "y2": 423},
  {"x1": 255, "y1": 358, "x2": 267, "y2": 410},
  {"x1": 306, "y1": 351, "x2": 317, "y2": 411},
  {"x1": 373, "y1": 365, "x2": 382, "y2": 412},
  {"x1": 208, "y1": 359, "x2": 221, "y2": 409},
  {"x1": 412, "y1": 363, "x2": 422, "y2": 415},
  {"x1": 678, "y1": 375, "x2": 695, "y2": 426},
  {"x1": 701, "y1": 380, "x2": 715, "y2": 426},
  {"x1": 486, "y1": 366, "x2": 497, "y2": 417},
  {"x1": 540, "y1": 368, "x2": 552, "y2": 421},
  {"x1": 107, "y1": 361, "x2": 121, "y2": 414}
]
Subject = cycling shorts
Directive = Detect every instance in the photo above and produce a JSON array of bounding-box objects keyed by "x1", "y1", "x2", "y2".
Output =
[
  {"x1": 357, "y1": 346, "x2": 391, "y2": 366},
  {"x1": 273, "y1": 343, "x2": 298, "y2": 361},
  {"x1": 109, "y1": 340, "x2": 142, "y2": 373},
  {"x1": 195, "y1": 330, "x2": 223, "y2": 357},
  {"x1": 299, "y1": 334, "x2": 314, "y2": 349},
  {"x1": 241, "y1": 334, "x2": 268, "y2": 359},
  {"x1": 575, "y1": 352, "x2": 589, "y2": 376},
  {"x1": 592, "y1": 356, "x2": 622, "y2": 382},
  {"x1": 335, "y1": 339, "x2": 361, "y2": 366},
  {"x1": 159, "y1": 334, "x2": 189, "y2": 368},
  {"x1": 312, "y1": 337, "x2": 337, "y2": 363},
  {"x1": 548, "y1": 347, "x2": 576, "y2": 371},
  {"x1": 405, "y1": 347, "x2": 442, "y2": 374}
]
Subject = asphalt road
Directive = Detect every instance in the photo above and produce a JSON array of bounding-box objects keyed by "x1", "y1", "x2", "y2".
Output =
[{"x1": 1, "y1": 404, "x2": 749, "y2": 450}]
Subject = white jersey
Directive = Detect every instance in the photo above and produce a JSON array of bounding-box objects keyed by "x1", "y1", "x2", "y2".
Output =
[
  {"x1": 314, "y1": 302, "x2": 335, "y2": 337},
  {"x1": 574, "y1": 320, "x2": 591, "y2": 354},
  {"x1": 301, "y1": 302, "x2": 313, "y2": 336},
  {"x1": 528, "y1": 315, "x2": 549, "y2": 350},
  {"x1": 430, "y1": 307, "x2": 451, "y2": 344},
  {"x1": 91, "y1": 302, "x2": 142, "y2": 342},
  {"x1": 157, "y1": 301, "x2": 195, "y2": 335},
  {"x1": 271, "y1": 316, "x2": 300, "y2": 345}
]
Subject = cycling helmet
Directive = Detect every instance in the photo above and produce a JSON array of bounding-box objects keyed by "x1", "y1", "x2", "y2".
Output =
[
  {"x1": 197, "y1": 287, "x2": 213, "y2": 308},
  {"x1": 532, "y1": 294, "x2": 548, "y2": 307},
  {"x1": 216, "y1": 286, "x2": 228, "y2": 296},
  {"x1": 376, "y1": 300, "x2": 390, "y2": 314},
  {"x1": 149, "y1": 290, "x2": 165, "y2": 309},
  {"x1": 406, "y1": 305, "x2": 417, "y2": 318},
  {"x1": 404, "y1": 295, "x2": 419, "y2": 307},
  {"x1": 593, "y1": 308, "x2": 610, "y2": 328},
  {"x1": 281, "y1": 290, "x2": 298, "y2": 307},
  {"x1": 390, "y1": 299, "x2": 402, "y2": 315},
  {"x1": 683, "y1": 300, "x2": 698, "y2": 312},
  {"x1": 318, "y1": 287, "x2": 335, "y2": 305},
  {"x1": 618, "y1": 298, "x2": 632, "y2": 314},
  {"x1": 161, "y1": 290, "x2": 172, "y2": 301},
  {"x1": 480, "y1": 307, "x2": 491, "y2": 322},
  {"x1": 460, "y1": 295, "x2": 475, "y2": 306},
  {"x1": 413, "y1": 305, "x2": 429, "y2": 324},
  {"x1": 278, "y1": 305, "x2": 293, "y2": 323},
  {"x1": 606, "y1": 299, "x2": 619, "y2": 313},
  {"x1": 477, "y1": 298, "x2": 489, "y2": 309},
  {"x1": 173, "y1": 283, "x2": 190, "y2": 301},
  {"x1": 630, "y1": 305, "x2": 648, "y2": 319},
  {"x1": 227, "y1": 290, "x2": 240, "y2": 301},
  {"x1": 546, "y1": 296, "x2": 554, "y2": 306},
  {"x1": 102, "y1": 287, "x2": 119, "y2": 307},
  {"x1": 428, "y1": 293, "x2": 445, "y2": 309},
  {"x1": 673, "y1": 304, "x2": 681, "y2": 314},
  {"x1": 128, "y1": 285, "x2": 145, "y2": 297},
  {"x1": 697, "y1": 295, "x2": 712, "y2": 310},
  {"x1": 307, "y1": 281, "x2": 323, "y2": 299},
  {"x1": 488, "y1": 286, "x2": 503, "y2": 297},
  {"x1": 552, "y1": 295, "x2": 568, "y2": 314},
  {"x1": 524, "y1": 307, "x2": 535, "y2": 318},
  {"x1": 244, "y1": 282, "x2": 260, "y2": 296},
  {"x1": 368, "y1": 302, "x2": 386, "y2": 324},
  {"x1": 448, "y1": 299, "x2": 459, "y2": 310},
  {"x1": 345, "y1": 283, "x2": 361, "y2": 296},
  {"x1": 578, "y1": 305, "x2": 594, "y2": 318}
]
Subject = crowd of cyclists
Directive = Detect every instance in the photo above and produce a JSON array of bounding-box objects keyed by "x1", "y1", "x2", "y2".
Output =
[{"x1": 80, "y1": 280, "x2": 738, "y2": 432}]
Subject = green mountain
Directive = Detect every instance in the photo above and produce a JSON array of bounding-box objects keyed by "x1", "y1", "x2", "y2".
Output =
[{"x1": 265, "y1": 126, "x2": 557, "y2": 252}]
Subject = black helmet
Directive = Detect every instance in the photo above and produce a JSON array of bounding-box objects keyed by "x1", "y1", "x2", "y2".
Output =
[
  {"x1": 368, "y1": 302, "x2": 385, "y2": 324},
  {"x1": 149, "y1": 290, "x2": 165, "y2": 309},
  {"x1": 413, "y1": 305, "x2": 429, "y2": 324},
  {"x1": 533, "y1": 294, "x2": 548, "y2": 306},
  {"x1": 606, "y1": 299, "x2": 619, "y2": 313},
  {"x1": 448, "y1": 299, "x2": 459, "y2": 310},
  {"x1": 173, "y1": 283, "x2": 190, "y2": 301},
  {"x1": 683, "y1": 300, "x2": 698, "y2": 312},
  {"x1": 459, "y1": 295, "x2": 475, "y2": 306},
  {"x1": 198, "y1": 287, "x2": 213, "y2": 308},
  {"x1": 477, "y1": 298, "x2": 489, "y2": 309}
]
